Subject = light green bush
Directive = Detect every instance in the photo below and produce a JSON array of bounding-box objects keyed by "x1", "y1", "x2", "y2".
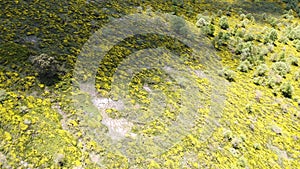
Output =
[
  {"x1": 196, "y1": 13, "x2": 212, "y2": 27},
  {"x1": 271, "y1": 61, "x2": 290, "y2": 77},
  {"x1": 267, "y1": 74, "x2": 283, "y2": 89},
  {"x1": 286, "y1": 25, "x2": 300, "y2": 40},
  {"x1": 237, "y1": 60, "x2": 251, "y2": 72},
  {"x1": 218, "y1": 68, "x2": 235, "y2": 82},
  {"x1": 254, "y1": 64, "x2": 268, "y2": 77},
  {"x1": 294, "y1": 40, "x2": 300, "y2": 51},
  {"x1": 294, "y1": 69, "x2": 300, "y2": 81},
  {"x1": 264, "y1": 28, "x2": 278, "y2": 44},
  {"x1": 270, "y1": 52, "x2": 286, "y2": 62}
]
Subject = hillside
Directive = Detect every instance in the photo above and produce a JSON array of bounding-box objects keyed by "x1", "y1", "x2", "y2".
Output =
[{"x1": 0, "y1": 0, "x2": 299, "y2": 168}]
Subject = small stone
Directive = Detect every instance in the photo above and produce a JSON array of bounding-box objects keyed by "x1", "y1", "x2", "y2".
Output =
[
  {"x1": 292, "y1": 135, "x2": 299, "y2": 141},
  {"x1": 253, "y1": 143, "x2": 261, "y2": 150},
  {"x1": 249, "y1": 124, "x2": 255, "y2": 131},
  {"x1": 24, "y1": 119, "x2": 31, "y2": 125},
  {"x1": 231, "y1": 137, "x2": 242, "y2": 149},
  {"x1": 271, "y1": 125, "x2": 282, "y2": 135}
]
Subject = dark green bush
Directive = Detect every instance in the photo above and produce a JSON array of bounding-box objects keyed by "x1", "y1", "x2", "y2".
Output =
[
  {"x1": 267, "y1": 16, "x2": 279, "y2": 28},
  {"x1": 217, "y1": 10, "x2": 223, "y2": 17},
  {"x1": 219, "y1": 16, "x2": 229, "y2": 29},
  {"x1": 213, "y1": 31, "x2": 230, "y2": 49},
  {"x1": 240, "y1": 14, "x2": 246, "y2": 20},
  {"x1": 172, "y1": 0, "x2": 184, "y2": 7},
  {"x1": 282, "y1": 0, "x2": 300, "y2": 17},
  {"x1": 246, "y1": 13, "x2": 255, "y2": 22},
  {"x1": 280, "y1": 82, "x2": 294, "y2": 98},
  {"x1": 0, "y1": 89, "x2": 7, "y2": 103},
  {"x1": 244, "y1": 32, "x2": 254, "y2": 41},
  {"x1": 288, "y1": 55, "x2": 299, "y2": 66},
  {"x1": 201, "y1": 24, "x2": 215, "y2": 37},
  {"x1": 30, "y1": 53, "x2": 62, "y2": 85}
]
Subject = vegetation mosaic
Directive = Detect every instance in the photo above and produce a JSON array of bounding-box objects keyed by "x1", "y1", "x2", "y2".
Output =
[{"x1": 0, "y1": 0, "x2": 300, "y2": 168}]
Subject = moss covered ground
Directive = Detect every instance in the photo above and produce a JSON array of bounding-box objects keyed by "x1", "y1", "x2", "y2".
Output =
[{"x1": 0, "y1": 0, "x2": 299, "y2": 168}]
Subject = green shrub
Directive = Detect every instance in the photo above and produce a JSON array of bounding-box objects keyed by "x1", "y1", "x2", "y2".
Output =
[
  {"x1": 196, "y1": 13, "x2": 212, "y2": 27},
  {"x1": 280, "y1": 82, "x2": 294, "y2": 98},
  {"x1": 257, "y1": 45, "x2": 270, "y2": 58},
  {"x1": 244, "y1": 32, "x2": 254, "y2": 41},
  {"x1": 270, "y1": 52, "x2": 286, "y2": 62},
  {"x1": 30, "y1": 53, "x2": 62, "y2": 85},
  {"x1": 213, "y1": 31, "x2": 230, "y2": 49},
  {"x1": 267, "y1": 17, "x2": 279, "y2": 28},
  {"x1": 170, "y1": 16, "x2": 190, "y2": 36},
  {"x1": 279, "y1": 36, "x2": 289, "y2": 44},
  {"x1": 196, "y1": 18, "x2": 208, "y2": 27},
  {"x1": 0, "y1": 89, "x2": 7, "y2": 103},
  {"x1": 262, "y1": 13, "x2": 268, "y2": 21},
  {"x1": 240, "y1": 19, "x2": 250, "y2": 28},
  {"x1": 254, "y1": 64, "x2": 268, "y2": 77},
  {"x1": 253, "y1": 77, "x2": 266, "y2": 86},
  {"x1": 236, "y1": 28, "x2": 246, "y2": 38},
  {"x1": 267, "y1": 74, "x2": 283, "y2": 89},
  {"x1": 288, "y1": 55, "x2": 299, "y2": 66},
  {"x1": 246, "y1": 13, "x2": 255, "y2": 22},
  {"x1": 201, "y1": 23, "x2": 215, "y2": 37},
  {"x1": 286, "y1": 25, "x2": 300, "y2": 40},
  {"x1": 240, "y1": 13, "x2": 246, "y2": 20},
  {"x1": 294, "y1": 70, "x2": 300, "y2": 81},
  {"x1": 217, "y1": 10, "x2": 223, "y2": 17},
  {"x1": 245, "y1": 103, "x2": 253, "y2": 113},
  {"x1": 266, "y1": 43, "x2": 275, "y2": 53},
  {"x1": 264, "y1": 29, "x2": 278, "y2": 44},
  {"x1": 236, "y1": 42, "x2": 261, "y2": 65},
  {"x1": 172, "y1": 0, "x2": 184, "y2": 7},
  {"x1": 237, "y1": 60, "x2": 251, "y2": 72},
  {"x1": 294, "y1": 40, "x2": 300, "y2": 51},
  {"x1": 219, "y1": 16, "x2": 229, "y2": 29},
  {"x1": 271, "y1": 61, "x2": 290, "y2": 77},
  {"x1": 218, "y1": 68, "x2": 235, "y2": 82}
]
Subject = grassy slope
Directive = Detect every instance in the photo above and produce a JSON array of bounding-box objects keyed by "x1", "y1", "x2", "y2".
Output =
[{"x1": 0, "y1": 0, "x2": 299, "y2": 168}]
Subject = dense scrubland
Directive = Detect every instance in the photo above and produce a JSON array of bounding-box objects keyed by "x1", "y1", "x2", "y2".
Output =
[{"x1": 0, "y1": 0, "x2": 299, "y2": 168}]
